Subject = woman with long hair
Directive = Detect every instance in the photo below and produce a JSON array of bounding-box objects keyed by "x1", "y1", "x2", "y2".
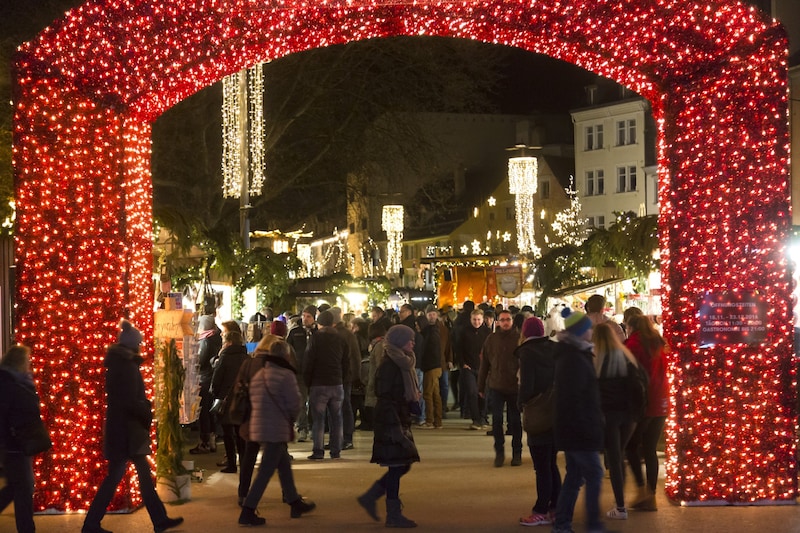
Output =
[
  {"x1": 211, "y1": 323, "x2": 249, "y2": 473},
  {"x1": 624, "y1": 314, "x2": 668, "y2": 511},
  {"x1": 593, "y1": 322, "x2": 642, "y2": 520}
]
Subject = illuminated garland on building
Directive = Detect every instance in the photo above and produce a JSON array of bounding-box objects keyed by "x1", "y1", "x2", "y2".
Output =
[
  {"x1": 13, "y1": 0, "x2": 792, "y2": 512},
  {"x1": 508, "y1": 156, "x2": 540, "y2": 257},
  {"x1": 382, "y1": 205, "x2": 404, "y2": 275}
]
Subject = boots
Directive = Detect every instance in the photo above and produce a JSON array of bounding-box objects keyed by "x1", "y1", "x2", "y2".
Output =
[
  {"x1": 289, "y1": 496, "x2": 316, "y2": 518},
  {"x1": 238, "y1": 506, "x2": 266, "y2": 526},
  {"x1": 357, "y1": 482, "x2": 386, "y2": 521},
  {"x1": 630, "y1": 486, "x2": 657, "y2": 511},
  {"x1": 385, "y1": 498, "x2": 416, "y2": 528}
]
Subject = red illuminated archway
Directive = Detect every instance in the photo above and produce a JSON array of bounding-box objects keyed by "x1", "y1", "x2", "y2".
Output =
[{"x1": 13, "y1": 0, "x2": 793, "y2": 512}]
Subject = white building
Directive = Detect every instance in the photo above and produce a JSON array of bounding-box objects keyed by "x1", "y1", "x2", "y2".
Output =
[{"x1": 571, "y1": 94, "x2": 658, "y2": 229}]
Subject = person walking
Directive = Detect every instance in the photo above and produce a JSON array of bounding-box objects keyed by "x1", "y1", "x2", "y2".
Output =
[
  {"x1": 515, "y1": 317, "x2": 561, "y2": 527},
  {"x1": 624, "y1": 314, "x2": 668, "y2": 511},
  {"x1": 0, "y1": 345, "x2": 49, "y2": 533},
  {"x1": 238, "y1": 341, "x2": 316, "y2": 526},
  {"x1": 459, "y1": 309, "x2": 490, "y2": 430},
  {"x1": 357, "y1": 325, "x2": 421, "y2": 528},
  {"x1": 593, "y1": 322, "x2": 641, "y2": 520},
  {"x1": 551, "y1": 308, "x2": 605, "y2": 533},
  {"x1": 478, "y1": 309, "x2": 523, "y2": 467},
  {"x1": 82, "y1": 320, "x2": 183, "y2": 533}
]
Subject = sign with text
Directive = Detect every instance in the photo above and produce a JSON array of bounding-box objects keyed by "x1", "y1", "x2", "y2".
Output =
[
  {"x1": 154, "y1": 309, "x2": 194, "y2": 339},
  {"x1": 493, "y1": 265, "x2": 523, "y2": 298},
  {"x1": 697, "y1": 291, "x2": 768, "y2": 345}
]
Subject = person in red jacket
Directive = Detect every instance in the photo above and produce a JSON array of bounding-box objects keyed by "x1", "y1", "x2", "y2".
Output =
[{"x1": 623, "y1": 314, "x2": 668, "y2": 511}]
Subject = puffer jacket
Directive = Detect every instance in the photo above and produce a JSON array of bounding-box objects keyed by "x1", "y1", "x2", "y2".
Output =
[{"x1": 248, "y1": 356, "x2": 301, "y2": 443}]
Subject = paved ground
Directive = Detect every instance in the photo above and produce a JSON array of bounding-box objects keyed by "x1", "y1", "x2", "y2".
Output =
[{"x1": 4, "y1": 416, "x2": 800, "y2": 532}]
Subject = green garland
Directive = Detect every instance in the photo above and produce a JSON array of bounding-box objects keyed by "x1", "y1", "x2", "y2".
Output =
[{"x1": 155, "y1": 338, "x2": 188, "y2": 497}]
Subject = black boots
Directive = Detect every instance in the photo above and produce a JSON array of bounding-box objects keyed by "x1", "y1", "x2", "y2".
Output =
[
  {"x1": 289, "y1": 496, "x2": 316, "y2": 518},
  {"x1": 357, "y1": 481, "x2": 386, "y2": 521},
  {"x1": 238, "y1": 507, "x2": 266, "y2": 526},
  {"x1": 385, "y1": 498, "x2": 416, "y2": 528}
]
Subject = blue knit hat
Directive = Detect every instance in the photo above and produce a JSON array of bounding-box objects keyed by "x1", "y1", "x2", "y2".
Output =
[
  {"x1": 118, "y1": 319, "x2": 143, "y2": 350},
  {"x1": 561, "y1": 307, "x2": 591, "y2": 337}
]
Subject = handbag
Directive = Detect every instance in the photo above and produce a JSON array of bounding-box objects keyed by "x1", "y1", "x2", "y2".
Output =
[
  {"x1": 522, "y1": 387, "x2": 554, "y2": 435},
  {"x1": 11, "y1": 418, "x2": 53, "y2": 456},
  {"x1": 227, "y1": 380, "x2": 251, "y2": 425},
  {"x1": 210, "y1": 397, "x2": 227, "y2": 416}
]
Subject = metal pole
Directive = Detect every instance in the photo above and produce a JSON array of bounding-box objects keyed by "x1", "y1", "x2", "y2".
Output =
[{"x1": 239, "y1": 68, "x2": 251, "y2": 250}]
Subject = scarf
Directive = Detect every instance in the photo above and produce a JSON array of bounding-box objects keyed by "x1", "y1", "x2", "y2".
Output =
[
  {"x1": 556, "y1": 330, "x2": 594, "y2": 352},
  {"x1": 382, "y1": 344, "x2": 420, "y2": 403}
]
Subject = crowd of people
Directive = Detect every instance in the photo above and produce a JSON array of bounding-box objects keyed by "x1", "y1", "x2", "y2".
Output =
[{"x1": 0, "y1": 294, "x2": 668, "y2": 532}]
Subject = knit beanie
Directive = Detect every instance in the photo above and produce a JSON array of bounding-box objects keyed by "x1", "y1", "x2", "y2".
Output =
[
  {"x1": 302, "y1": 305, "x2": 318, "y2": 317},
  {"x1": 522, "y1": 316, "x2": 545, "y2": 339},
  {"x1": 329, "y1": 306, "x2": 343, "y2": 324},
  {"x1": 317, "y1": 303, "x2": 331, "y2": 313},
  {"x1": 317, "y1": 310, "x2": 334, "y2": 327},
  {"x1": 386, "y1": 325, "x2": 416, "y2": 349},
  {"x1": 118, "y1": 319, "x2": 143, "y2": 350},
  {"x1": 561, "y1": 307, "x2": 592, "y2": 337},
  {"x1": 270, "y1": 320, "x2": 287, "y2": 338}
]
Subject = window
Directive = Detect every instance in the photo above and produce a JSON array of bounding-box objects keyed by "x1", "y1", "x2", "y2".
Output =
[
  {"x1": 349, "y1": 222, "x2": 355, "y2": 234},
  {"x1": 616, "y1": 119, "x2": 636, "y2": 146},
  {"x1": 617, "y1": 165, "x2": 637, "y2": 192},
  {"x1": 586, "y1": 215, "x2": 606, "y2": 230},
  {"x1": 585, "y1": 124, "x2": 604, "y2": 150},
  {"x1": 506, "y1": 207, "x2": 515, "y2": 220},
  {"x1": 586, "y1": 169, "x2": 605, "y2": 196},
  {"x1": 361, "y1": 217, "x2": 367, "y2": 230},
  {"x1": 539, "y1": 180, "x2": 550, "y2": 199},
  {"x1": 489, "y1": 212, "x2": 495, "y2": 221}
]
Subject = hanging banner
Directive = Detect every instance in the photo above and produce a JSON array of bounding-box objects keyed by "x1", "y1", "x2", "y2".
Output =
[
  {"x1": 697, "y1": 291, "x2": 768, "y2": 345},
  {"x1": 493, "y1": 265, "x2": 523, "y2": 298}
]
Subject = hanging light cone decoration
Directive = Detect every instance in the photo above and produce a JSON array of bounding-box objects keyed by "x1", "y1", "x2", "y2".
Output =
[
  {"x1": 508, "y1": 156, "x2": 540, "y2": 257},
  {"x1": 222, "y1": 64, "x2": 265, "y2": 198},
  {"x1": 382, "y1": 205, "x2": 404, "y2": 275}
]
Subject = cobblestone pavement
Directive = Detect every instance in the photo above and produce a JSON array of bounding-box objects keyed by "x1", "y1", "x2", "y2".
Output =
[{"x1": 5, "y1": 416, "x2": 800, "y2": 532}]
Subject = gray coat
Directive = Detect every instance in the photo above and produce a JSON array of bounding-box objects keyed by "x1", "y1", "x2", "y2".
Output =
[{"x1": 248, "y1": 356, "x2": 301, "y2": 443}]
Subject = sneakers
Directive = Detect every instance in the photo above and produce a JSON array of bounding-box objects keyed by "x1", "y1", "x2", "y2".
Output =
[
  {"x1": 342, "y1": 442, "x2": 355, "y2": 450},
  {"x1": 189, "y1": 443, "x2": 210, "y2": 454},
  {"x1": 469, "y1": 424, "x2": 482, "y2": 430},
  {"x1": 297, "y1": 430, "x2": 309, "y2": 443},
  {"x1": 519, "y1": 512, "x2": 551, "y2": 526},
  {"x1": 307, "y1": 453, "x2": 324, "y2": 460},
  {"x1": 418, "y1": 423, "x2": 435, "y2": 429},
  {"x1": 606, "y1": 507, "x2": 628, "y2": 520},
  {"x1": 154, "y1": 516, "x2": 184, "y2": 532},
  {"x1": 220, "y1": 465, "x2": 237, "y2": 473}
]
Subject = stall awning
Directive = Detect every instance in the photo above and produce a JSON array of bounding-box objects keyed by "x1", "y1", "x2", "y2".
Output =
[{"x1": 551, "y1": 277, "x2": 629, "y2": 298}]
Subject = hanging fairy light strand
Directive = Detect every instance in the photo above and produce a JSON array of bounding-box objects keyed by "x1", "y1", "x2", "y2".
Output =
[
  {"x1": 382, "y1": 205, "x2": 404, "y2": 275},
  {"x1": 221, "y1": 64, "x2": 265, "y2": 198},
  {"x1": 508, "y1": 156, "x2": 540, "y2": 258}
]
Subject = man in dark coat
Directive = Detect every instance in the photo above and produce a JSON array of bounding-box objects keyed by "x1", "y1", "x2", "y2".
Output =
[
  {"x1": 286, "y1": 305, "x2": 318, "y2": 442},
  {"x1": 191, "y1": 313, "x2": 222, "y2": 454},
  {"x1": 418, "y1": 305, "x2": 442, "y2": 429},
  {"x1": 82, "y1": 320, "x2": 183, "y2": 533},
  {"x1": 551, "y1": 309, "x2": 605, "y2": 533},
  {"x1": 459, "y1": 308, "x2": 490, "y2": 429}
]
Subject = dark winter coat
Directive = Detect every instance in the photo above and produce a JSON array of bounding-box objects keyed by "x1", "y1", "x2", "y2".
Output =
[
  {"x1": 0, "y1": 367, "x2": 44, "y2": 455},
  {"x1": 478, "y1": 327, "x2": 521, "y2": 394},
  {"x1": 303, "y1": 327, "x2": 350, "y2": 388},
  {"x1": 552, "y1": 336, "x2": 604, "y2": 452},
  {"x1": 459, "y1": 324, "x2": 490, "y2": 370},
  {"x1": 516, "y1": 337, "x2": 557, "y2": 445},
  {"x1": 370, "y1": 354, "x2": 420, "y2": 466},
  {"x1": 335, "y1": 323, "x2": 362, "y2": 387},
  {"x1": 198, "y1": 329, "x2": 222, "y2": 384},
  {"x1": 286, "y1": 323, "x2": 317, "y2": 374},
  {"x1": 419, "y1": 324, "x2": 441, "y2": 372},
  {"x1": 102, "y1": 344, "x2": 153, "y2": 462},
  {"x1": 211, "y1": 343, "x2": 249, "y2": 424}
]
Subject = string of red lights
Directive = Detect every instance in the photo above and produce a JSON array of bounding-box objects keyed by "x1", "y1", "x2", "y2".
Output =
[{"x1": 12, "y1": 0, "x2": 793, "y2": 512}]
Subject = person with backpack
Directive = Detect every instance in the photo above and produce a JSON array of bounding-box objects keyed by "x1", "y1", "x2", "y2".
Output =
[
  {"x1": 593, "y1": 322, "x2": 645, "y2": 521},
  {"x1": 238, "y1": 340, "x2": 316, "y2": 526},
  {"x1": 624, "y1": 314, "x2": 669, "y2": 512}
]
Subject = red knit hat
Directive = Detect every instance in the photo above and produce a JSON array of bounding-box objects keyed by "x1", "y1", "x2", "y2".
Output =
[{"x1": 270, "y1": 320, "x2": 287, "y2": 338}]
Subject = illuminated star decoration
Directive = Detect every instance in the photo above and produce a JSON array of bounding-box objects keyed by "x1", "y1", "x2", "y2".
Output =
[{"x1": 12, "y1": 0, "x2": 792, "y2": 512}]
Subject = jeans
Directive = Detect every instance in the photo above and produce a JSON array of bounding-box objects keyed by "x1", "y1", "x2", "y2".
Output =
[
  {"x1": 554, "y1": 450, "x2": 604, "y2": 532},
  {"x1": 238, "y1": 440, "x2": 261, "y2": 499},
  {"x1": 310, "y1": 384, "x2": 344, "y2": 456},
  {"x1": 415, "y1": 368, "x2": 425, "y2": 423},
  {"x1": 0, "y1": 452, "x2": 35, "y2": 533},
  {"x1": 459, "y1": 369, "x2": 480, "y2": 424},
  {"x1": 243, "y1": 442, "x2": 299, "y2": 509},
  {"x1": 450, "y1": 369, "x2": 460, "y2": 410},
  {"x1": 84, "y1": 455, "x2": 168, "y2": 529},
  {"x1": 527, "y1": 438, "x2": 561, "y2": 515},
  {"x1": 423, "y1": 368, "x2": 442, "y2": 426},
  {"x1": 626, "y1": 415, "x2": 666, "y2": 492},
  {"x1": 604, "y1": 410, "x2": 636, "y2": 507},
  {"x1": 342, "y1": 383, "x2": 354, "y2": 444},
  {"x1": 488, "y1": 388, "x2": 522, "y2": 455}
]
